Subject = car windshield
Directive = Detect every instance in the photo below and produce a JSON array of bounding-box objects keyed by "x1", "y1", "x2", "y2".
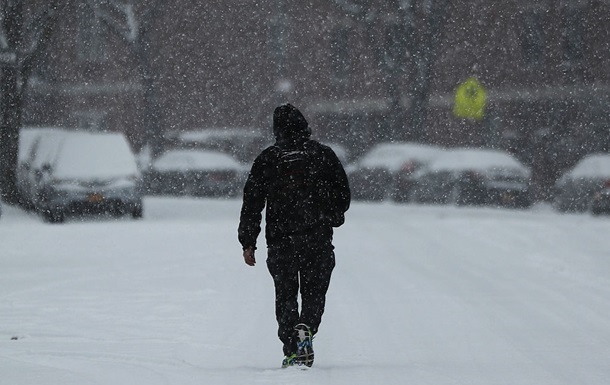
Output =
[{"x1": 53, "y1": 133, "x2": 139, "y2": 180}]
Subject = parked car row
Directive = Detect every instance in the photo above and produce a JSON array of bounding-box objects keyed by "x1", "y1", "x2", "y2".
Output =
[
  {"x1": 14, "y1": 127, "x2": 610, "y2": 222},
  {"x1": 347, "y1": 142, "x2": 532, "y2": 208},
  {"x1": 347, "y1": 141, "x2": 610, "y2": 215},
  {"x1": 18, "y1": 128, "x2": 143, "y2": 223}
]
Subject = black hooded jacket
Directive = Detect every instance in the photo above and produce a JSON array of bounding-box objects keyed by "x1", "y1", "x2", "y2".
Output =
[{"x1": 238, "y1": 104, "x2": 351, "y2": 249}]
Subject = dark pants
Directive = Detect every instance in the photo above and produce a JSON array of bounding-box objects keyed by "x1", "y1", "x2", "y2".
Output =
[{"x1": 266, "y1": 226, "x2": 335, "y2": 356}]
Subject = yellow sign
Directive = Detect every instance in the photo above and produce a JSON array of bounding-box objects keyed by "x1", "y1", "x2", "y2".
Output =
[{"x1": 453, "y1": 77, "x2": 487, "y2": 121}]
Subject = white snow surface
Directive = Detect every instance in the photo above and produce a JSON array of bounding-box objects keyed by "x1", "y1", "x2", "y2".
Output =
[{"x1": 1, "y1": 198, "x2": 610, "y2": 385}]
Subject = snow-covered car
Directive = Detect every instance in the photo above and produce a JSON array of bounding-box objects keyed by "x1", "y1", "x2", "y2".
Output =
[
  {"x1": 17, "y1": 127, "x2": 67, "y2": 206},
  {"x1": 172, "y1": 128, "x2": 267, "y2": 164},
  {"x1": 19, "y1": 129, "x2": 71, "y2": 208},
  {"x1": 553, "y1": 153, "x2": 610, "y2": 213},
  {"x1": 347, "y1": 142, "x2": 443, "y2": 202},
  {"x1": 411, "y1": 148, "x2": 532, "y2": 208},
  {"x1": 25, "y1": 131, "x2": 143, "y2": 223},
  {"x1": 144, "y1": 149, "x2": 246, "y2": 197}
]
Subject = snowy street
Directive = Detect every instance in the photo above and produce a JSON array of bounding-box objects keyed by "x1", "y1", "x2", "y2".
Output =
[{"x1": 1, "y1": 198, "x2": 610, "y2": 384}]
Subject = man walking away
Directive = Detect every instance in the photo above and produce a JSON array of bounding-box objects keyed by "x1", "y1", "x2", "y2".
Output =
[{"x1": 238, "y1": 104, "x2": 350, "y2": 368}]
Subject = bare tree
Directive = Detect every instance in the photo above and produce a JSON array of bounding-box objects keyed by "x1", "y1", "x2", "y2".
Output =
[
  {"x1": 405, "y1": 0, "x2": 448, "y2": 142},
  {"x1": 0, "y1": 0, "x2": 63, "y2": 204},
  {"x1": 86, "y1": 0, "x2": 164, "y2": 157},
  {"x1": 333, "y1": 0, "x2": 448, "y2": 142}
]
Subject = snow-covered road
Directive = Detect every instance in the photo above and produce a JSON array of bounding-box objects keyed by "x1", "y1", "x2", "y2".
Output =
[{"x1": 1, "y1": 198, "x2": 609, "y2": 384}]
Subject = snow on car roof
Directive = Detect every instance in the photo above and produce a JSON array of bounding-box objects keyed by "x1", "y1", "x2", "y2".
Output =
[
  {"x1": 426, "y1": 148, "x2": 530, "y2": 174},
  {"x1": 567, "y1": 153, "x2": 610, "y2": 178},
  {"x1": 359, "y1": 142, "x2": 443, "y2": 171},
  {"x1": 152, "y1": 149, "x2": 243, "y2": 172},
  {"x1": 178, "y1": 128, "x2": 264, "y2": 143},
  {"x1": 53, "y1": 132, "x2": 139, "y2": 180}
]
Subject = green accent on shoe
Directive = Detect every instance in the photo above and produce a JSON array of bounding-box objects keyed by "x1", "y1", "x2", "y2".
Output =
[{"x1": 281, "y1": 353, "x2": 298, "y2": 368}]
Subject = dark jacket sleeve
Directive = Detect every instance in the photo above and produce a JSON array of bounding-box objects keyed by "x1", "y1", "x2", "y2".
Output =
[
  {"x1": 238, "y1": 152, "x2": 268, "y2": 249},
  {"x1": 320, "y1": 146, "x2": 351, "y2": 226}
]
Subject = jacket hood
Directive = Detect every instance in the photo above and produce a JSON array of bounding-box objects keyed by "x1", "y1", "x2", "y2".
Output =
[{"x1": 273, "y1": 104, "x2": 311, "y2": 142}]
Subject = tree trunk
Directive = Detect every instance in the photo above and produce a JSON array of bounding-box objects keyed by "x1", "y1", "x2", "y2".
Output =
[
  {"x1": 406, "y1": 0, "x2": 448, "y2": 143},
  {"x1": 0, "y1": 1, "x2": 61, "y2": 204},
  {"x1": 0, "y1": 0, "x2": 24, "y2": 204},
  {"x1": 137, "y1": 50, "x2": 163, "y2": 158},
  {"x1": 0, "y1": 64, "x2": 23, "y2": 204}
]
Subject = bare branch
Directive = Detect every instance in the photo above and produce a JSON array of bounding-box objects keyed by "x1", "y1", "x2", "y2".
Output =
[
  {"x1": 85, "y1": 0, "x2": 138, "y2": 43},
  {"x1": 20, "y1": 0, "x2": 64, "y2": 96},
  {"x1": 22, "y1": 4, "x2": 57, "y2": 56}
]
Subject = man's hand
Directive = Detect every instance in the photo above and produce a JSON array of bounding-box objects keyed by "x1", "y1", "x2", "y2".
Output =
[{"x1": 243, "y1": 247, "x2": 256, "y2": 266}]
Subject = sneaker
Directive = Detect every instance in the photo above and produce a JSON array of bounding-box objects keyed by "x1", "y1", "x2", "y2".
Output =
[
  {"x1": 294, "y1": 323, "x2": 314, "y2": 367},
  {"x1": 281, "y1": 353, "x2": 297, "y2": 368}
]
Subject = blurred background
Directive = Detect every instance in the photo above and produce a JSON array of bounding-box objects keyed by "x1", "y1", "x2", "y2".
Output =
[{"x1": 1, "y1": 0, "x2": 609, "y2": 207}]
